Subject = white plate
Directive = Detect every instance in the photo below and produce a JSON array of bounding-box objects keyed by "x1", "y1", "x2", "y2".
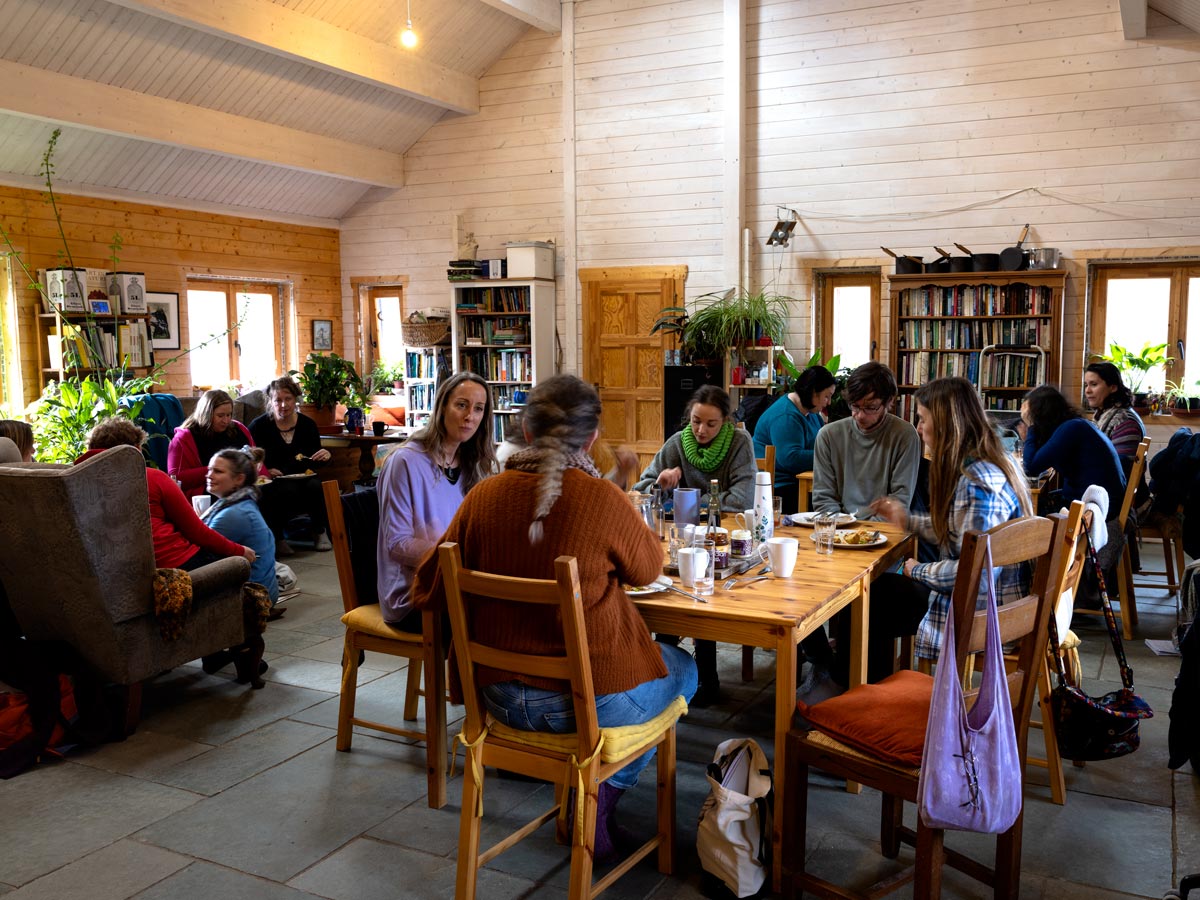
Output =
[
  {"x1": 275, "y1": 472, "x2": 318, "y2": 480},
  {"x1": 789, "y1": 511, "x2": 856, "y2": 528},
  {"x1": 809, "y1": 528, "x2": 887, "y2": 549},
  {"x1": 624, "y1": 575, "x2": 673, "y2": 596}
]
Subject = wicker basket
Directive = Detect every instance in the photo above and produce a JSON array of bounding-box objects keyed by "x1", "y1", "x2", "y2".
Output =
[{"x1": 401, "y1": 320, "x2": 450, "y2": 347}]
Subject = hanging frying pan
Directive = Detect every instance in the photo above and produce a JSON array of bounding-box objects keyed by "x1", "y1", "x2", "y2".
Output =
[
  {"x1": 881, "y1": 247, "x2": 923, "y2": 275},
  {"x1": 955, "y1": 242, "x2": 1000, "y2": 272},
  {"x1": 1000, "y1": 224, "x2": 1030, "y2": 271}
]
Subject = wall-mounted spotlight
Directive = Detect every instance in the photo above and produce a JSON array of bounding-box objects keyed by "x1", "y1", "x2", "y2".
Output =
[{"x1": 766, "y1": 208, "x2": 798, "y2": 247}]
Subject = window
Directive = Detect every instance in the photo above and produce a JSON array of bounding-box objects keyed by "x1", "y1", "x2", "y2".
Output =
[
  {"x1": 818, "y1": 272, "x2": 880, "y2": 369},
  {"x1": 186, "y1": 282, "x2": 283, "y2": 391},
  {"x1": 366, "y1": 286, "x2": 406, "y2": 375},
  {"x1": 1090, "y1": 264, "x2": 1200, "y2": 393}
]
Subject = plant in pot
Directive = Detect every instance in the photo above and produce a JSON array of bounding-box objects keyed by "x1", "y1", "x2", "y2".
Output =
[
  {"x1": 1094, "y1": 341, "x2": 1173, "y2": 410},
  {"x1": 1164, "y1": 379, "x2": 1200, "y2": 415},
  {"x1": 652, "y1": 288, "x2": 791, "y2": 372},
  {"x1": 293, "y1": 352, "x2": 360, "y2": 433}
]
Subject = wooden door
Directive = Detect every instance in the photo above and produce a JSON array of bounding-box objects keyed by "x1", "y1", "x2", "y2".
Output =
[{"x1": 580, "y1": 266, "x2": 687, "y2": 467}]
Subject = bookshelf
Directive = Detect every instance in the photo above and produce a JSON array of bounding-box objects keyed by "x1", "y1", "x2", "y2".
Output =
[
  {"x1": 402, "y1": 345, "x2": 450, "y2": 430},
  {"x1": 37, "y1": 309, "x2": 155, "y2": 386},
  {"x1": 890, "y1": 271, "x2": 1067, "y2": 420},
  {"x1": 727, "y1": 344, "x2": 776, "y2": 402},
  {"x1": 451, "y1": 278, "x2": 555, "y2": 442}
]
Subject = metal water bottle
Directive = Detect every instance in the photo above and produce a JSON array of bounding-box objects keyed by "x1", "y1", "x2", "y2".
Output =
[{"x1": 753, "y1": 470, "x2": 774, "y2": 544}]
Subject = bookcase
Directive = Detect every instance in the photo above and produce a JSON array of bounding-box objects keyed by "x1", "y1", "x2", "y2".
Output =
[
  {"x1": 890, "y1": 271, "x2": 1067, "y2": 420},
  {"x1": 727, "y1": 344, "x2": 776, "y2": 404},
  {"x1": 37, "y1": 309, "x2": 155, "y2": 386},
  {"x1": 402, "y1": 345, "x2": 450, "y2": 430},
  {"x1": 451, "y1": 278, "x2": 555, "y2": 442}
]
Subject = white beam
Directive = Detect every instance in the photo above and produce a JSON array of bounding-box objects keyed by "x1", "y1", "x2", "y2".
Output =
[
  {"x1": 1119, "y1": 0, "x2": 1148, "y2": 38},
  {"x1": 723, "y1": 0, "x2": 744, "y2": 290},
  {"x1": 479, "y1": 0, "x2": 561, "y2": 33},
  {"x1": 0, "y1": 61, "x2": 405, "y2": 188},
  {"x1": 104, "y1": 0, "x2": 479, "y2": 115}
]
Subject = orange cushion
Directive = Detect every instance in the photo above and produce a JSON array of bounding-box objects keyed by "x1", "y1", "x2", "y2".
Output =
[{"x1": 797, "y1": 670, "x2": 933, "y2": 766}]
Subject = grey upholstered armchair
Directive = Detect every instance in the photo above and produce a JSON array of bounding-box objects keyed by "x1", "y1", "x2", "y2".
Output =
[{"x1": 0, "y1": 446, "x2": 249, "y2": 713}]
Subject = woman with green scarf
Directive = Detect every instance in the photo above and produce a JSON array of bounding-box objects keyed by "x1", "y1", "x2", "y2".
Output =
[{"x1": 633, "y1": 385, "x2": 757, "y2": 705}]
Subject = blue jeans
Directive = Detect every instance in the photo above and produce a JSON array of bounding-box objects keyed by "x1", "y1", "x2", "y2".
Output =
[{"x1": 481, "y1": 643, "x2": 698, "y2": 790}]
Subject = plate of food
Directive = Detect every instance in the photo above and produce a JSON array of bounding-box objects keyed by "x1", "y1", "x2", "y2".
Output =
[
  {"x1": 788, "y1": 511, "x2": 856, "y2": 527},
  {"x1": 276, "y1": 470, "x2": 317, "y2": 479},
  {"x1": 624, "y1": 575, "x2": 673, "y2": 596},
  {"x1": 810, "y1": 528, "x2": 887, "y2": 549}
]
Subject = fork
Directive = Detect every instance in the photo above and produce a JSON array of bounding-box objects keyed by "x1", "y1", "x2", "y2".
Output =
[{"x1": 723, "y1": 575, "x2": 768, "y2": 591}]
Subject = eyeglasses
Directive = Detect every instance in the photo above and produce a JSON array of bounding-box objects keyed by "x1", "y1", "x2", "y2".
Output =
[{"x1": 849, "y1": 402, "x2": 885, "y2": 416}]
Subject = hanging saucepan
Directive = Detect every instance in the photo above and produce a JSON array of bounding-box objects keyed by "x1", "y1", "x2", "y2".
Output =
[
  {"x1": 925, "y1": 248, "x2": 951, "y2": 274},
  {"x1": 1000, "y1": 224, "x2": 1031, "y2": 271},
  {"x1": 955, "y1": 242, "x2": 1001, "y2": 272},
  {"x1": 881, "y1": 247, "x2": 923, "y2": 275},
  {"x1": 932, "y1": 246, "x2": 972, "y2": 273},
  {"x1": 1028, "y1": 247, "x2": 1061, "y2": 270}
]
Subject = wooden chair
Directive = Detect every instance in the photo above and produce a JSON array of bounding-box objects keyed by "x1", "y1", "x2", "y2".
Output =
[
  {"x1": 781, "y1": 513, "x2": 1068, "y2": 899},
  {"x1": 1135, "y1": 437, "x2": 1187, "y2": 597},
  {"x1": 439, "y1": 541, "x2": 686, "y2": 900},
  {"x1": 743, "y1": 444, "x2": 777, "y2": 680},
  {"x1": 1076, "y1": 436, "x2": 1148, "y2": 640},
  {"x1": 322, "y1": 479, "x2": 448, "y2": 809}
]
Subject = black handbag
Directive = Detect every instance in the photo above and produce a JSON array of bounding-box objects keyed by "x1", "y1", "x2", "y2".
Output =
[{"x1": 1046, "y1": 529, "x2": 1153, "y2": 762}]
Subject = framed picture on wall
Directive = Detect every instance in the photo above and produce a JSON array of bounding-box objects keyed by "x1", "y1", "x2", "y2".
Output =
[
  {"x1": 313, "y1": 319, "x2": 333, "y2": 351},
  {"x1": 146, "y1": 292, "x2": 180, "y2": 350}
]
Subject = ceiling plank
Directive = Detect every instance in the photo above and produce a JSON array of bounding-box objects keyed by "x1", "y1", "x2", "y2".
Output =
[
  {"x1": 0, "y1": 61, "x2": 404, "y2": 188},
  {"x1": 104, "y1": 0, "x2": 479, "y2": 115},
  {"x1": 1120, "y1": 0, "x2": 1148, "y2": 37},
  {"x1": 479, "y1": 0, "x2": 561, "y2": 33}
]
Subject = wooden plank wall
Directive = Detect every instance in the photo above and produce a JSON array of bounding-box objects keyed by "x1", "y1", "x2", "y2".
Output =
[
  {"x1": 0, "y1": 184, "x2": 340, "y2": 404},
  {"x1": 337, "y1": 29, "x2": 565, "y2": 367}
]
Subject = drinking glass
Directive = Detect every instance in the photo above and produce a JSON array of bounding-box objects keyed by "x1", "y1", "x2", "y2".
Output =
[
  {"x1": 668, "y1": 526, "x2": 686, "y2": 567},
  {"x1": 692, "y1": 538, "x2": 716, "y2": 596},
  {"x1": 813, "y1": 513, "x2": 837, "y2": 556},
  {"x1": 773, "y1": 496, "x2": 784, "y2": 528}
]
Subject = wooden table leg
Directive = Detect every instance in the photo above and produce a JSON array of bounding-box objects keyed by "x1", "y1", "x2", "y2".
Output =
[
  {"x1": 772, "y1": 626, "x2": 799, "y2": 893},
  {"x1": 357, "y1": 446, "x2": 376, "y2": 483},
  {"x1": 422, "y1": 609, "x2": 448, "y2": 809},
  {"x1": 844, "y1": 578, "x2": 868, "y2": 795}
]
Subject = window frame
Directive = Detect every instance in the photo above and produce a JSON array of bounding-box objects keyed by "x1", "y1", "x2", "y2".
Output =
[
  {"x1": 185, "y1": 280, "x2": 283, "y2": 389},
  {"x1": 816, "y1": 270, "x2": 881, "y2": 367}
]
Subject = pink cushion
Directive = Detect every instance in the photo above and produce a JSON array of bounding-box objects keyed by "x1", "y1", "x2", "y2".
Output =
[{"x1": 797, "y1": 670, "x2": 933, "y2": 766}]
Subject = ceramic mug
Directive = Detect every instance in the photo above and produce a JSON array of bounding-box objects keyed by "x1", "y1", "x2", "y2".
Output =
[
  {"x1": 674, "y1": 488, "x2": 701, "y2": 526},
  {"x1": 678, "y1": 544, "x2": 712, "y2": 592},
  {"x1": 764, "y1": 536, "x2": 799, "y2": 577}
]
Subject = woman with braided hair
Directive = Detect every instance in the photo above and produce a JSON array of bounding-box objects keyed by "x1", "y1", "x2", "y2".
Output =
[{"x1": 410, "y1": 374, "x2": 696, "y2": 861}]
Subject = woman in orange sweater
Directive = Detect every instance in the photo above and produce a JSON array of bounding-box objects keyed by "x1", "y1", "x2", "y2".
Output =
[{"x1": 411, "y1": 374, "x2": 697, "y2": 860}]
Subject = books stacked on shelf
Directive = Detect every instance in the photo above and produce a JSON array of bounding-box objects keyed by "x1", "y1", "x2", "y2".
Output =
[
  {"x1": 898, "y1": 350, "x2": 980, "y2": 386},
  {"x1": 898, "y1": 317, "x2": 1049, "y2": 350},
  {"x1": 407, "y1": 382, "x2": 436, "y2": 413},
  {"x1": 457, "y1": 316, "x2": 530, "y2": 345},
  {"x1": 50, "y1": 320, "x2": 152, "y2": 370},
  {"x1": 448, "y1": 259, "x2": 483, "y2": 282},
  {"x1": 897, "y1": 283, "x2": 1053, "y2": 317},
  {"x1": 982, "y1": 352, "x2": 1041, "y2": 390},
  {"x1": 459, "y1": 348, "x2": 531, "y2": 382},
  {"x1": 405, "y1": 350, "x2": 437, "y2": 380},
  {"x1": 454, "y1": 286, "x2": 531, "y2": 313}
]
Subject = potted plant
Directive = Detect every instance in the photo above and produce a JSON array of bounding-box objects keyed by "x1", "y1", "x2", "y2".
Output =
[
  {"x1": 651, "y1": 288, "x2": 792, "y2": 369},
  {"x1": 293, "y1": 352, "x2": 360, "y2": 432},
  {"x1": 1164, "y1": 379, "x2": 1200, "y2": 415},
  {"x1": 1094, "y1": 341, "x2": 1173, "y2": 409}
]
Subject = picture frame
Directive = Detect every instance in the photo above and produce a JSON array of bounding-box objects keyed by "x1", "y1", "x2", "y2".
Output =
[
  {"x1": 88, "y1": 298, "x2": 112, "y2": 315},
  {"x1": 312, "y1": 318, "x2": 333, "y2": 351},
  {"x1": 146, "y1": 291, "x2": 180, "y2": 350}
]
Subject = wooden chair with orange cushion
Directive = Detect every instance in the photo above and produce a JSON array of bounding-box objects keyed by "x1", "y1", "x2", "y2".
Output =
[
  {"x1": 322, "y1": 479, "x2": 447, "y2": 809},
  {"x1": 781, "y1": 512, "x2": 1069, "y2": 899},
  {"x1": 439, "y1": 541, "x2": 687, "y2": 900}
]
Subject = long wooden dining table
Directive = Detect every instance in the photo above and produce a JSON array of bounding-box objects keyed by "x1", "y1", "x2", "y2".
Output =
[{"x1": 632, "y1": 518, "x2": 914, "y2": 891}]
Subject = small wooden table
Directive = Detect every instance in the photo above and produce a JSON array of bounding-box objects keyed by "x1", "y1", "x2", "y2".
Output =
[
  {"x1": 796, "y1": 470, "x2": 814, "y2": 512},
  {"x1": 320, "y1": 430, "x2": 407, "y2": 490},
  {"x1": 634, "y1": 520, "x2": 913, "y2": 891}
]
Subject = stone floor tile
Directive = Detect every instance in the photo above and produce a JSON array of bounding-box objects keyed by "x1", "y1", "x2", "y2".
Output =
[
  {"x1": 130, "y1": 860, "x2": 324, "y2": 900},
  {"x1": 261, "y1": 655, "x2": 377, "y2": 693},
  {"x1": 2, "y1": 839, "x2": 190, "y2": 900},
  {"x1": 1175, "y1": 770, "x2": 1200, "y2": 886},
  {"x1": 258, "y1": 628, "x2": 330, "y2": 657},
  {"x1": 0, "y1": 762, "x2": 199, "y2": 886},
  {"x1": 70, "y1": 730, "x2": 213, "y2": 781},
  {"x1": 289, "y1": 636, "x2": 404, "y2": 673},
  {"x1": 286, "y1": 667, "x2": 466, "y2": 737},
  {"x1": 134, "y1": 736, "x2": 432, "y2": 882},
  {"x1": 274, "y1": 614, "x2": 349, "y2": 639},
  {"x1": 152, "y1": 719, "x2": 335, "y2": 796}
]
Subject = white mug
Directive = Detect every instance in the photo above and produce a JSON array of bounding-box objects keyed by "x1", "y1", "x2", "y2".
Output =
[
  {"x1": 734, "y1": 509, "x2": 757, "y2": 532},
  {"x1": 764, "y1": 536, "x2": 799, "y2": 578},
  {"x1": 192, "y1": 494, "x2": 212, "y2": 515},
  {"x1": 678, "y1": 545, "x2": 711, "y2": 592}
]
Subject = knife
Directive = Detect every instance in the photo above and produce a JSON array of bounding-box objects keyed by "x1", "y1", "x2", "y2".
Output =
[{"x1": 664, "y1": 584, "x2": 710, "y2": 604}]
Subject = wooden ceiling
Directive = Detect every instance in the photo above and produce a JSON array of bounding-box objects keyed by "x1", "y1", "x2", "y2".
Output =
[{"x1": 0, "y1": 0, "x2": 558, "y2": 222}]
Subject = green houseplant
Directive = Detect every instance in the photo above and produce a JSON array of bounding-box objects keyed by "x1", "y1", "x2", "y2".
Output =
[
  {"x1": 651, "y1": 288, "x2": 792, "y2": 366},
  {"x1": 293, "y1": 352, "x2": 360, "y2": 429},
  {"x1": 1094, "y1": 341, "x2": 1173, "y2": 397}
]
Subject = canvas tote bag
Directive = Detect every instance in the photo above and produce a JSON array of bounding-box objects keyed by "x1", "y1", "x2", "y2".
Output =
[
  {"x1": 696, "y1": 737, "x2": 773, "y2": 897},
  {"x1": 918, "y1": 538, "x2": 1023, "y2": 834}
]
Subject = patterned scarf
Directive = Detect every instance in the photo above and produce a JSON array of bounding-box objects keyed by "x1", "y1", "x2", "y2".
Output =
[
  {"x1": 506, "y1": 446, "x2": 602, "y2": 543},
  {"x1": 506, "y1": 447, "x2": 602, "y2": 478},
  {"x1": 680, "y1": 422, "x2": 734, "y2": 472}
]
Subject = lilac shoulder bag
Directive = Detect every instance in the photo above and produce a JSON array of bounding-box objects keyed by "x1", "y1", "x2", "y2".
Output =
[{"x1": 917, "y1": 538, "x2": 1022, "y2": 834}]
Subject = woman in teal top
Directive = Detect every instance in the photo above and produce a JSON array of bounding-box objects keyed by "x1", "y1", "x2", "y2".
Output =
[{"x1": 752, "y1": 365, "x2": 837, "y2": 513}]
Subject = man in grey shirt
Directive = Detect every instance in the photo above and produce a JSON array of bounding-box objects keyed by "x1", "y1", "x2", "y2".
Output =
[{"x1": 811, "y1": 361, "x2": 921, "y2": 520}]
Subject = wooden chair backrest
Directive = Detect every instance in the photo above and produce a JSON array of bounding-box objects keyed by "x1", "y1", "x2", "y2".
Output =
[
  {"x1": 948, "y1": 514, "x2": 1067, "y2": 755},
  {"x1": 756, "y1": 445, "x2": 776, "y2": 482},
  {"x1": 1054, "y1": 501, "x2": 1090, "y2": 617},
  {"x1": 1116, "y1": 437, "x2": 1150, "y2": 531},
  {"x1": 323, "y1": 478, "x2": 378, "y2": 615},
  {"x1": 438, "y1": 542, "x2": 598, "y2": 746}
]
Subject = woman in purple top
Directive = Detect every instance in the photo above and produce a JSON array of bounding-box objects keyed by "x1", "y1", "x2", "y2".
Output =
[{"x1": 376, "y1": 372, "x2": 497, "y2": 628}]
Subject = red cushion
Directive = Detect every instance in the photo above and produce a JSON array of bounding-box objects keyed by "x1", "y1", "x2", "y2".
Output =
[{"x1": 797, "y1": 670, "x2": 933, "y2": 766}]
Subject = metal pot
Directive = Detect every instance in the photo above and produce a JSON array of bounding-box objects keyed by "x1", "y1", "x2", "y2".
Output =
[
  {"x1": 1028, "y1": 247, "x2": 1061, "y2": 270},
  {"x1": 925, "y1": 248, "x2": 952, "y2": 274},
  {"x1": 955, "y1": 243, "x2": 1000, "y2": 272},
  {"x1": 881, "y1": 247, "x2": 923, "y2": 275},
  {"x1": 934, "y1": 246, "x2": 973, "y2": 273}
]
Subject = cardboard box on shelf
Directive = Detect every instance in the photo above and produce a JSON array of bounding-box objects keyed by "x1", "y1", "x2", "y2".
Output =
[{"x1": 505, "y1": 241, "x2": 554, "y2": 279}]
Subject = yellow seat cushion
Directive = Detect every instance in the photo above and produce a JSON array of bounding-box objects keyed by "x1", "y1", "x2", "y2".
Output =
[
  {"x1": 487, "y1": 695, "x2": 688, "y2": 763},
  {"x1": 341, "y1": 604, "x2": 423, "y2": 642},
  {"x1": 800, "y1": 728, "x2": 921, "y2": 778}
]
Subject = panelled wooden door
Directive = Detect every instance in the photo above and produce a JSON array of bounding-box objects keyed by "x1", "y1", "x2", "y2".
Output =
[{"x1": 580, "y1": 266, "x2": 687, "y2": 468}]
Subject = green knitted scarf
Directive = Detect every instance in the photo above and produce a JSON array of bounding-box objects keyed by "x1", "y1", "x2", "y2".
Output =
[{"x1": 681, "y1": 422, "x2": 734, "y2": 472}]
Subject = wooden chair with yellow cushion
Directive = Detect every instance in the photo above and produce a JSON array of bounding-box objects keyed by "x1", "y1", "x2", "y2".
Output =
[
  {"x1": 322, "y1": 479, "x2": 448, "y2": 809},
  {"x1": 439, "y1": 541, "x2": 687, "y2": 900},
  {"x1": 742, "y1": 444, "x2": 778, "y2": 681},
  {"x1": 781, "y1": 513, "x2": 1068, "y2": 899}
]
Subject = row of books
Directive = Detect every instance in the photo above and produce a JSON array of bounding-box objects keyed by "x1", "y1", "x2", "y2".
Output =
[
  {"x1": 897, "y1": 284, "x2": 1054, "y2": 317},
  {"x1": 897, "y1": 350, "x2": 981, "y2": 385},
  {"x1": 982, "y1": 352, "x2": 1043, "y2": 388},
  {"x1": 455, "y1": 286, "x2": 531, "y2": 313},
  {"x1": 47, "y1": 320, "x2": 153, "y2": 370},
  {"x1": 404, "y1": 349, "x2": 437, "y2": 380},
  {"x1": 896, "y1": 392, "x2": 1025, "y2": 421},
  {"x1": 459, "y1": 348, "x2": 532, "y2": 382},
  {"x1": 459, "y1": 316, "x2": 529, "y2": 345},
  {"x1": 897, "y1": 317, "x2": 1049, "y2": 350},
  {"x1": 406, "y1": 382, "x2": 436, "y2": 412}
]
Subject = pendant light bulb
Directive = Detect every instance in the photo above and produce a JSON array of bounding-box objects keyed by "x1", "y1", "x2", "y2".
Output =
[{"x1": 400, "y1": 0, "x2": 417, "y2": 48}]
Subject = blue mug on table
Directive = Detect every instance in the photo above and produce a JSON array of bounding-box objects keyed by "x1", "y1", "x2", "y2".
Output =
[{"x1": 512, "y1": 389, "x2": 528, "y2": 405}]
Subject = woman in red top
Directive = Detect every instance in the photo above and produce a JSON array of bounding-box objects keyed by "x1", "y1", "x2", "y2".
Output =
[
  {"x1": 168, "y1": 390, "x2": 265, "y2": 499},
  {"x1": 80, "y1": 418, "x2": 256, "y2": 570}
]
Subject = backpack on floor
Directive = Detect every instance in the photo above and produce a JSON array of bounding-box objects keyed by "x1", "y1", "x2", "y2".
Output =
[{"x1": 696, "y1": 738, "x2": 773, "y2": 898}]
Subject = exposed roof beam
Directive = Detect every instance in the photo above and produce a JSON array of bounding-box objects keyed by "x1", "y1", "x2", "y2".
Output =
[
  {"x1": 0, "y1": 61, "x2": 404, "y2": 188},
  {"x1": 479, "y1": 0, "x2": 561, "y2": 33},
  {"x1": 104, "y1": 0, "x2": 479, "y2": 115},
  {"x1": 1120, "y1": 0, "x2": 1148, "y2": 37}
]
